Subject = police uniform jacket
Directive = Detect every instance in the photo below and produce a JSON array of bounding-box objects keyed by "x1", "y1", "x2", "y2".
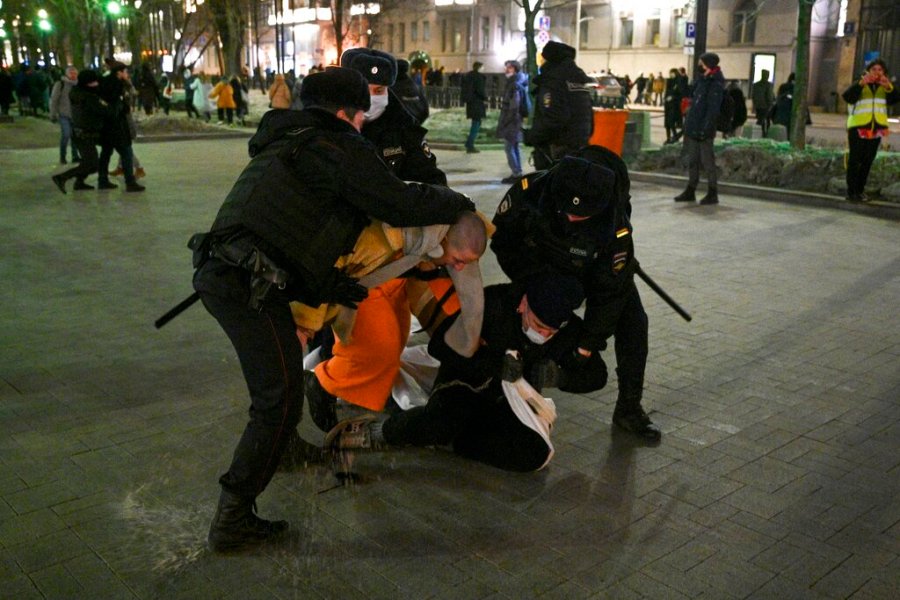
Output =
[
  {"x1": 526, "y1": 59, "x2": 593, "y2": 150},
  {"x1": 429, "y1": 283, "x2": 607, "y2": 399},
  {"x1": 361, "y1": 90, "x2": 446, "y2": 185},
  {"x1": 391, "y1": 74, "x2": 430, "y2": 125},
  {"x1": 207, "y1": 107, "x2": 472, "y2": 307},
  {"x1": 684, "y1": 68, "x2": 725, "y2": 139},
  {"x1": 490, "y1": 171, "x2": 637, "y2": 353}
]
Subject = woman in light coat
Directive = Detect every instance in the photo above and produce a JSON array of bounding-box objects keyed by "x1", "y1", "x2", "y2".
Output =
[{"x1": 268, "y1": 73, "x2": 292, "y2": 109}]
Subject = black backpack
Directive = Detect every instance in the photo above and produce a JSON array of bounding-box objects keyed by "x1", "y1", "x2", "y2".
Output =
[{"x1": 716, "y1": 91, "x2": 736, "y2": 133}]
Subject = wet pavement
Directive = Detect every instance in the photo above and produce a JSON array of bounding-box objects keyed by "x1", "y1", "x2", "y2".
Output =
[{"x1": 1, "y1": 138, "x2": 898, "y2": 599}]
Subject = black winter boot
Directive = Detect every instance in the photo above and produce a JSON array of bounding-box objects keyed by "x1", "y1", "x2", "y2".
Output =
[
  {"x1": 305, "y1": 371, "x2": 338, "y2": 432},
  {"x1": 699, "y1": 188, "x2": 719, "y2": 205},
  {"x1": 673, "y1": 187, "x2": 696, "y2": 202},
  {"x1": 208, "y1": 489, "x2": 288, "y2": 552},
  {"x1": 612, "y1": 376, "x2": 661, "y2": 443}
]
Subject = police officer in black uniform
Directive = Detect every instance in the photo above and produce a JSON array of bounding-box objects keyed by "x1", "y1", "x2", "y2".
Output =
[
  {"x1": 524, "y1": 41, "x2": 594, "y2": 170},
  {"x1": 490, "y1": 151, "x2": 661, "y2": 442},
  {"x1": 341, "y1": 48, "x2": 446, "y2": 185},
  {"x1": 192, "y1": 67, "x2": 474, "y2": 552},
  {"x1": 391, "y1": 58, "x2": 430, "y2": 126}
]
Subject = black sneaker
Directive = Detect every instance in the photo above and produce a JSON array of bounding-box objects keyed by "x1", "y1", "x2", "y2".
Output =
[
  {"x1": 72, "y1": 181, "x2": 94, "y2": 190},
  {"x1": 465, "y1": 147, "x2": 480, "y2": 154},
  {"x1": 97, "y1": 181, "x2": 118, "y2": 190},
  {"x1": 305, "y1": 371, "x2": 338, "y2": 432},
  {"x1": 125, "y1": 182, "x2": 146, "y2": 193},
  {"x1": 51, "y1": 174, "x2": 67, "y2": 194},
  {"x1": 612, "y1": 407, "x2": 662, "y2": 442}
]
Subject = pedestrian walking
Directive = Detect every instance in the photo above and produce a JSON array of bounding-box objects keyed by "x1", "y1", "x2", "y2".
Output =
[
  {"x1": 663, "y1": 68, "x2": 686, "y2": 144},
  {"x1": 461, "y1": 62, "x2": 486, "y2": 153},
  {"x1": 841, "y1": 58, "x2": 899, "y2": 202},
  {"x1": 158, "y1": 72, "x2": 173, "y2": 115},
  {"x1": 652, "y1": 72, "x2": 665, "y2": 106},
  {"x1": 97, "y1": 61, "x2": 145, "y2": 193},
  {"x1": 190, "y1": 74, "x2": 213, "y2": 122},
  {"x1": 725, "y1": 80, "x2": 747, "y2": 138},
  {"x1": 674, "y1": 52, "x2": 725, "y2": 205},
  {"x1": 49, "y1": 66, "x2": 81, "y2": 165},
  {"x1": 51, "y1": 70, "x2": 107, "y2": 194},
  {"x1": 751, "y1": 69, "x2": 774, "y2": 137},
  {"x1": 634, "y1": 73, "x2": 647, "y2": 104},
  {"x1": 209, "y1": 76, "x2": 236, "y2": 125},
  {"x1": 136, "y1": 63, "x2": 159, "y2": 115},
  {"x1": 0, "y1": 66, "x2": 14, "y2": 115},
  {"x1": 496, "y1": 60, "x2": 528, "y2": 183},
  {"x1": 231, "y1": 74, "x2": 249, "y2": 125},
  {"x1": 183, "y1": 68, "x2": 201, "y2": 119}
]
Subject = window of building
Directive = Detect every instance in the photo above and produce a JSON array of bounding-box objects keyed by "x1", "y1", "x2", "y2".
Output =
[
  {"x1": 731, "y1": 0, "x2": 757, "y2": 44},
  {"x1": 411, "y1": 21, "x2": 418, "y2": 43},
  {"x1": 441, "y1": 20, "x2": 447, "y2": 52},
  {"x1": 621, "y1": 18, "x2": 634, "y2": 47},
  {"x1": 423, "y1": 20, "x2": 431, "y2": 42},
  {"x1": 672, "y1": 13, "x2": 686, "y2": 46},
  {"x1": 388, "y1": 23, "x2": 394, "y2": 53},
  {"x1": 579, "y1": 18, "x2": 589, "y2": 49},
  {"x1": 646, "y1": 18, "x2": 660, "y2": 46},
  {"x1": 498, "y1": 15, "x2": 506, "y2": 45},
  {"x1": 399, "y1": 22, "x2": 405, "y2": 53},
  {"x1": 481, "y1": 16, "x2": 490, "y2": 51}
]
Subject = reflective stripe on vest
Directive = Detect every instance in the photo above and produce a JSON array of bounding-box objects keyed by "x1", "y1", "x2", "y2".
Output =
[{"x1": 847, "y1": 85, "x2": 889, "y2": 129}]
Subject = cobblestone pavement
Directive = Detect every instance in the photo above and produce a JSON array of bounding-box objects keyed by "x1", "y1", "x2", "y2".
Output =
[{"x1": 1, "y1": 140, "x2": 898, "y2": 599}]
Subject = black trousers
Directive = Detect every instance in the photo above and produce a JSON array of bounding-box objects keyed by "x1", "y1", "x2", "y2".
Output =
[
  {"x1": 382, "y1": 383, "x2": 550, "y2": 472},
  {"x1": 194, "y1": 259, "x2": 303, "y2": 499},
  {"x1": 59, "y1": 135, "x2": 99, "y2": 183},
  {"x1": 98, "y1": 143, "x2": 135, "y2": 185},
  {"x1": 846, "y1": 131, "x2": 881, "y2": 197},
  {"x1": 683, "y1": 135, "x2": 717, "y2": 189},
  {"x1": 612, "y1": 286, "x2": 649, "y2": 402}
]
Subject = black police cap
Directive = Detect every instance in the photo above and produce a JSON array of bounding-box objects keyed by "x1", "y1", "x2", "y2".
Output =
[
  {"x1": 299, "y1": 66, "x2": 371, "y2": 111},
  {"x1": 549, "y1": 157, "x2": 617, "y2": 218},
  {"x1": 526, "y1": 273, "x2": 585, "y2": 329}
]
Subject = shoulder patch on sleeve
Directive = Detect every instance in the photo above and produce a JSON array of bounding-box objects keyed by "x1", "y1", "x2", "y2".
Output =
[
  {"x1": 496, "y1": 194, "x2": 512, "y2": 215},
  {"x1": 542, "y1": 92, "x2": 552, "y2": 108},
  {"x1": 421, "y1": 140, "x2": 433, "y2": 158}
]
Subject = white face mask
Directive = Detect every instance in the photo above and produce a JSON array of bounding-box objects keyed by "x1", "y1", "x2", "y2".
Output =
[
  {"x1": 364, "y1": 93, "x2": 389, "y2": 122},
  {"x1": 523, "y1": 326, "x2": 552, "y2": 345}
]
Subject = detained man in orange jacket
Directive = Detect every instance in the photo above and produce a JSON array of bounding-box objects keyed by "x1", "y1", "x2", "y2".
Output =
[{"x1": 292, "y1": 211, "x2": 490, "y2": 435}]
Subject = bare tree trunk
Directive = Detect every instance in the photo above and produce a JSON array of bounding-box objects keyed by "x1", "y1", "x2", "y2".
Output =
[
  {"x1": 790, "y1": 0, "x2": 814, "y2": 150},
  {"x1": 515, "y1": 0, "x2": 544, "y2": 80}
]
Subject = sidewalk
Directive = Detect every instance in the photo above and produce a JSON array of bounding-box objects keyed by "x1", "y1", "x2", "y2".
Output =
[{"x1": 1, "y1": 140, "x2": 898, "y2": 599}]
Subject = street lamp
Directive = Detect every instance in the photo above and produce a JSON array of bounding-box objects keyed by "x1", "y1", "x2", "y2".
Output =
[
  {"x1": 36, "y1": 9, "x2": 52, "y2": 65},
  {"x1": 105, "y1": 1, "x2": 121, "y2": 59}
]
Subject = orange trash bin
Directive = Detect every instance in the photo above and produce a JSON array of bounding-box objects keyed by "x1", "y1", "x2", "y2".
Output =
[{"x1": 588, "y1": 108, "x2": 629, "y2": 156}]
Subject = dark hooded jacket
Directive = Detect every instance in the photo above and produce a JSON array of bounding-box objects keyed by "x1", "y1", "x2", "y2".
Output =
[
  {"x1": 69, "y1": 84, "x2": 108, "y2": 136},
  {"x1": 361, "y1": 89, "x2": 445, "y2": 185},
  {"x1": 207, "y1": 108, "x2": 472, "y2": 306},
  {"x1": 526, "y1": 58, "x2": 594, "y2": 151},
  {"x1": 684, "y1": 67, "x2": 725, "y2": 139}
]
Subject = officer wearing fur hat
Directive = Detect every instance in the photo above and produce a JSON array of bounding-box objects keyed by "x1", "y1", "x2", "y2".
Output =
[
  {"x1": 191, "y1": 67, "x2": 474, "y2": 553},
  {"x1": 524, "y1": 41, "x2": 594, "y2": 170},
  {"x1": 490, "y1": 152, "x2": 661, "y2": 442},
  {"x1": 327, "y1": 274, "x2": 607, "y2": 472},
  {"x1": 341, "y1": 48, "x2": 446, "y2": 185}
]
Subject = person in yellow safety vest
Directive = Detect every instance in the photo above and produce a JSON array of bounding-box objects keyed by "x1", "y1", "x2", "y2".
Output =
[{"x1": 841, "y1": 58, "x2": 899, "y2": 202}]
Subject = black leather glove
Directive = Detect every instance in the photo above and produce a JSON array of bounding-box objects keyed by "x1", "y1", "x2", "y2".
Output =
[
  {"x1": 501, "y1": 351, "x2": 524, "y2": 382},
  {"x1": 529, "y1": 359, "x2": 561, "y2": 391},
  {"x1": 322, "y1": 269, "x2": 368, "y2": 309}
]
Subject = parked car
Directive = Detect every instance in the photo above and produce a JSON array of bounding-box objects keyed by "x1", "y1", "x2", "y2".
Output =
[{"x1": 587, "y1": 74, "x2": 625, "y2": 108}]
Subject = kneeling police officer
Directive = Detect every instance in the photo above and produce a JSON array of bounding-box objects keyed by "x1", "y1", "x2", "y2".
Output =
[{"x1": 490, "y1": 152, "x2": 661, "y2": 442}]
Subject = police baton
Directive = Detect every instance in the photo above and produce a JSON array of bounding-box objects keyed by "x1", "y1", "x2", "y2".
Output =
[
  {"x1": 154, "y1": 292, "x2": 200, "y2": 329},
  {"x1": 635, "y1": 266, "x2": 692, "y2": 322}
]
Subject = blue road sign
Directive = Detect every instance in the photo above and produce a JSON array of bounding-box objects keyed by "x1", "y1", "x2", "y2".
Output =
[{"x1": 686, "y1": 22, "x2": 696, "y2": 39}]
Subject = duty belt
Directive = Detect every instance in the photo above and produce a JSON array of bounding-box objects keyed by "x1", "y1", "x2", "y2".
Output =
[{"x1": 210, "y1": 237, "x2": 290, "y2": 311}]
